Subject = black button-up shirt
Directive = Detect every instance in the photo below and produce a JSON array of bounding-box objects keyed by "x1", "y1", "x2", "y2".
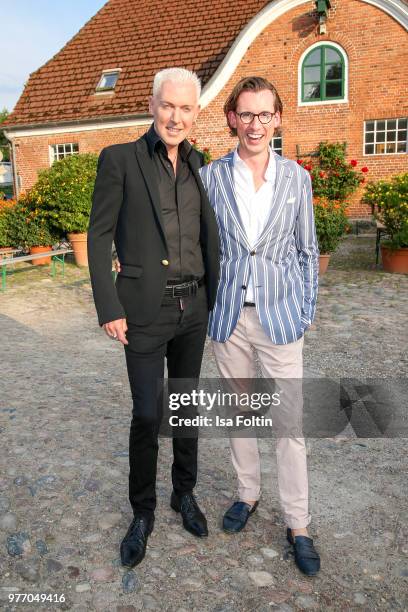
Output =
[{"x1": 145, "y1": 124, "x2": 205, "y2": 282}]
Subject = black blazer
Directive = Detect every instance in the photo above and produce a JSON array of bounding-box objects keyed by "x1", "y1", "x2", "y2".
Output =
[{"x1": 88, "y1": 134, "x2": 220, "y2": 326}]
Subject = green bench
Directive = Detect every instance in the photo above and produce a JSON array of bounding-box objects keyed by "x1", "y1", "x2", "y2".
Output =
[{"x1": 1, "y1": 248, "x2": 73, "y2": 291}]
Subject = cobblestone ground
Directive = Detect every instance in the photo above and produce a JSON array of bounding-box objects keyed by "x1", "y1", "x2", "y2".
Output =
[{"x1": 0, "y1": 235, "x2": 407, "y2": 611}]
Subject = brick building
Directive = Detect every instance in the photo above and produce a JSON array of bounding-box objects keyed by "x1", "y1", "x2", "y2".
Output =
[{"x1": 3, "y1": 0, "x2": 408, "y2": 217}]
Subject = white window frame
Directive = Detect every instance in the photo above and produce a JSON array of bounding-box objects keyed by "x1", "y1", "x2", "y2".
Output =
[
  {"x1": 298, "y1": 41, "x2": 349, "y2": 107},
  {"x1": 363, "y1": 118, "x2": 408, "y2": 156},
  {"x1": 271, "y1": 135, "x2": 283, "y2": 156},
  {"x1": 49, "y1": 143, "x2": 79, "y2": 164},
  {"x1": 95, "y1": 68, "x2": 121, "y2": 93}
]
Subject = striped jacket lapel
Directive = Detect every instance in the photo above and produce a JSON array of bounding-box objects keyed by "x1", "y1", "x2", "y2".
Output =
[
  {"x1": 213, "y1": 153, "x2": 251, "y2": 250},
  {"x1": 254, "y1": 154, "x2": 293, "y2": 248}
]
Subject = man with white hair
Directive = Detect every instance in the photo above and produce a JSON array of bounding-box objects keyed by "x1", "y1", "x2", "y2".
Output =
[{"x1": 88, "y1": 68, "x2": 219, "y2": 567}]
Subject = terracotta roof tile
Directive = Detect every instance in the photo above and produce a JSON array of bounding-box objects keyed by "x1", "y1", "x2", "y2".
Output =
[{"x1": 5, "y1": 0, "x2": 270, "y2": 127}]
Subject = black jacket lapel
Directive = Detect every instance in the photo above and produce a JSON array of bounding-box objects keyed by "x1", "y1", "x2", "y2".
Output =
[{"x1": 134, "y1": 139, "x2": 167, "y2": 249}]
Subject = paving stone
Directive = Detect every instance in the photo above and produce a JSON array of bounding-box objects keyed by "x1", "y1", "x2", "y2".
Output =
[
  {"x1": 92, "y1": 590, "x2": 117, "y2": 610},
  {"x1": 98, "y1": 513, "x2": 122, "y2": 530},
  {"x1": 353, "y1": 592, "x2": 368, "y2": 604},
  {"x1": 248, "y1": 571, "x2": 275, "y2": 587},
  {"x1": 179, "y1": 577, "x2": 204, "y2": 591},
  {"x1": 142, "y1": 594, "x2": 160, "y2": 609},
  {"x1": 122, "y1": 570, "x2": 139, "y2": 593},
  {"x1": 0, "y1": 495, "x2": 10, "y2": 512},
  {"x1": 260, "y1": 547, "x2": 279, "y2": 559},
  {"x1": 7, "y1": 532, "x2": 31, "y2": 556},
  {"x1": 35, "y1": 540, "x2": 48, "y2": 556},
  {"x1": 0, "y1": 513, "x2": 17, "y2": 530},
  {"x1": 247, "y1": 554, "x2": 264, "y2": 565},
  {"x1": 90, "y1": 566, "x2": 115, "y2": 582},
  {"x1": 46, "y1": 558, "x2": 63, "y2": 573},
  {"x1": 294, "y1": 595, "x2": 318, "y2": 610},
  {"x1": 15, "y1": 559, "x2": 40, "y2": 582}
]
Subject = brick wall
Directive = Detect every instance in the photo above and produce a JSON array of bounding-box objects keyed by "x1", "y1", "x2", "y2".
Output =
[{"x1": 12, "y1": 0, "x2": 408, "y2": 218}]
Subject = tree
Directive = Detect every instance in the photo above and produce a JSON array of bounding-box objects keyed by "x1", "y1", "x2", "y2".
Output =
[{"x1": 0, "y1": 108, "x2": 10, "y2": 162}]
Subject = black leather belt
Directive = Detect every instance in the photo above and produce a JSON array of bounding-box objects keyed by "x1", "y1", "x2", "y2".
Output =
[
  {"x1": 164, "y1": 278, "x2": 204, "y2": 298},
  {"x1": 243, "y1": 301, "x2": 256, "y2": 307}
]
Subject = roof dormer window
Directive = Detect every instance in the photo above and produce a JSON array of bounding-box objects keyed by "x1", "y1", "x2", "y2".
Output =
[{"x1": 96, "y1": 69, "x2": 120, "y2": 92}]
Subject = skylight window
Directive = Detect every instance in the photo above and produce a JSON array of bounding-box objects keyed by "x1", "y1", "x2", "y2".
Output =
[{"x1": 96, "y1": 70, "x2": 120, "y2": 92}]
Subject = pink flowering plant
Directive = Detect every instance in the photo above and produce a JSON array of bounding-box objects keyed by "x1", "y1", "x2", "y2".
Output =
[
  {"x1": 297, "y1": 142, "x2": 368, "y2": 201},
  {"x1": 297, "y1": 142, "x2": 367, "y2": 255}
]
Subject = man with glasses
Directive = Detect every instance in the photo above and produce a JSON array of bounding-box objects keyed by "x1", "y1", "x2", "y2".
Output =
[{"x1": 199, "y1": 76, "x2": 320, "y2": 575}]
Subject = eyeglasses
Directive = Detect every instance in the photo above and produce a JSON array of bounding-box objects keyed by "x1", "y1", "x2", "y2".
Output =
[{"x1": 235, "y1": 111, "x2": 276, "y2": 124}]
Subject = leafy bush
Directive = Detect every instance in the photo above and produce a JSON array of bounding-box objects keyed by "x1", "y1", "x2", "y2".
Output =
[
  {"x1": 0, "y1": 199, "x2": 16, "y2": 247},
  {"x1": 362, "y1": 173, "x2": 408, "y2": 249},
  {"x1": 313, "y1": 197, "x2": 350, "y2": 254},
  {"x1": 7, "y1": 197, "x2": 60, "y2": 248},
  {"x1": 27, "y1": 153, "x2": 98, "y2": 234}
]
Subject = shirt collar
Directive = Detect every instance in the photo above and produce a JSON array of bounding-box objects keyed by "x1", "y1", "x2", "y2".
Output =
[
  {"x1": 233, "y1": 146, "x2": 276, "y2": 182},
  {"x1": 145, "y1": 123, "x2": 192, "y2": 161}
]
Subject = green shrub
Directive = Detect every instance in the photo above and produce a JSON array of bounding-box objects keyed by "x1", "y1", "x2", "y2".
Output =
[
  {"x1": 7, "y1": 200, "x2": 60, "y2": 248},
  {"x1": 0, "y1": 199, "x2": 16, "y2": 247},
  {"x1": 313, "y1": 197, "x2": 350, "y2": 254}
]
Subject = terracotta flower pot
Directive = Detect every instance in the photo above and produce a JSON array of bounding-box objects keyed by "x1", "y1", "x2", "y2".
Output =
[
  {"x1": 319, "y1": 254, "x2": 331, "y2": 275},
  {"x1": 30, "y1": 245, "x2": 52, "y2": 265},
  {"x1": 381, "y1": 245, "x2": 408, "y2": 274},
  {"x1": 68, "y1": 232, "x2": 88, "y2": 267},
  {"x1": 0, "y1": 247, "x2": 13, "y2": 256}
]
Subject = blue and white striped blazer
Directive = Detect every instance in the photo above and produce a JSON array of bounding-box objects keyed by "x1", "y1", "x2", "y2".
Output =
[{"x1": 199, "y1": 151, "x2": 319, "y2": 345}]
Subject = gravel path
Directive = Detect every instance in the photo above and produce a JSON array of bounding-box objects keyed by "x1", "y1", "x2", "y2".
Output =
[{"x1": 0, "y1": 235, "x2": 407, "y2": 611}]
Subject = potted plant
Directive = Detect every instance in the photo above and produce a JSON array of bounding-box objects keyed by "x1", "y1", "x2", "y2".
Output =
[
  {"x1": 298, "y1": 142, "x2": 368, "y2": 273},
  {"x1": 363, "y1": 173, "x2": 408, "y2": 273},
  {"x1": 7, "y1": 200, "x2": 60, "y2": 265},
  {"x1": 313, "y1": 197, "x2": 349, "y2": 273},
  {"x1": 27, "y1": 153, "x2": 98, "y2": 266}
]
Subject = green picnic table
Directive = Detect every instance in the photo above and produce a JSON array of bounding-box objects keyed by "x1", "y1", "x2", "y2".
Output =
[{"x1": 1, "y1": 248, "x2": 73, "y2": 291}]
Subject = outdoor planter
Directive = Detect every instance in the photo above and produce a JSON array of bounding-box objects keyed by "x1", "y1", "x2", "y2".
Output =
[
  {"x1": 68, "y1": 232, "x2": 88, "y2": 267},
  {"x1": 319, "y1": 254, "x2": 331, "y2": 275},
  {"x1": 381, "y1": 245, "x2": 408, "y2": 274},
  {"x1": 29, "y1": 245, "x2": 52, "y2": 265},
  {"x1": 363, "y1": 173, "x2": 407, "y2": 273}
]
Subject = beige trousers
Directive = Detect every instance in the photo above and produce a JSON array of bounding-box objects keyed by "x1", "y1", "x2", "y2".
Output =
[{"x1": 212, "y1": 307, "x2": 311, "y2": 529}]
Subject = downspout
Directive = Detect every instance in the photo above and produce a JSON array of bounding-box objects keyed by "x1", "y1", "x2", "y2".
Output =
[{"x1": 3, "y1": 130, "x2": 19, "y2": 199}]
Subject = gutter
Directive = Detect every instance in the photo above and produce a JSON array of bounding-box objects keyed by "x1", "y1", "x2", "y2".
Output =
[
  {"x1": 4, "y1": 134, "x2": 19, "y2": 199},
  {"x1": 3, "y1": 113, "x2": 152, "y2": 138}
]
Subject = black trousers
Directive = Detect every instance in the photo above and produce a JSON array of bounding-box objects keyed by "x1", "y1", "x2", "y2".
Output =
[{"x1": 124, "y1": 285, "x2": 208, "y2": 517}]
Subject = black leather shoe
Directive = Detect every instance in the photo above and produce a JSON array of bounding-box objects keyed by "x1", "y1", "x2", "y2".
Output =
[
  {"x1": 223, "y1": 500, "x2": 259, "y2": 533},
  {"x1": 170, "y1": 491, "x2": 208, "y2": 537},
  {"x1": 120, "y1": 515, "x2": 154, "y2": 568},
  {"x1": 287, "y1": 528, "x2": 320, "y2": 576}
]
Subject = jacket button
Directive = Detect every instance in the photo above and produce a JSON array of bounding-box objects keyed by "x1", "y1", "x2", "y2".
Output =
[
  {"x1": 241, "y1": 285, "x2": 246, "y2": 290},
  {"x1": 250, "y1": 250, "x2": 256, "y2": 256},
  {"x1": 161, "y1": 259, "x2": 169, "y2": 266}
]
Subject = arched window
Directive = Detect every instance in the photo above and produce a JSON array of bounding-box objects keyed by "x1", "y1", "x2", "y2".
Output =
[{"x1": 300, "y1": 44, "x2": 346, "y2": 103}]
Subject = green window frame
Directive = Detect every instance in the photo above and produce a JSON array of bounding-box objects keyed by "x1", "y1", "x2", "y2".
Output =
[{"x1": 301, "y1": 45, "x2": 345, "y2": 103}]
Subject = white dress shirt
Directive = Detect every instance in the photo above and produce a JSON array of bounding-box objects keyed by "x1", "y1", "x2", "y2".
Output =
[{"x1": 233, "y1": 147, "x2": 276, "y2": 302}]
